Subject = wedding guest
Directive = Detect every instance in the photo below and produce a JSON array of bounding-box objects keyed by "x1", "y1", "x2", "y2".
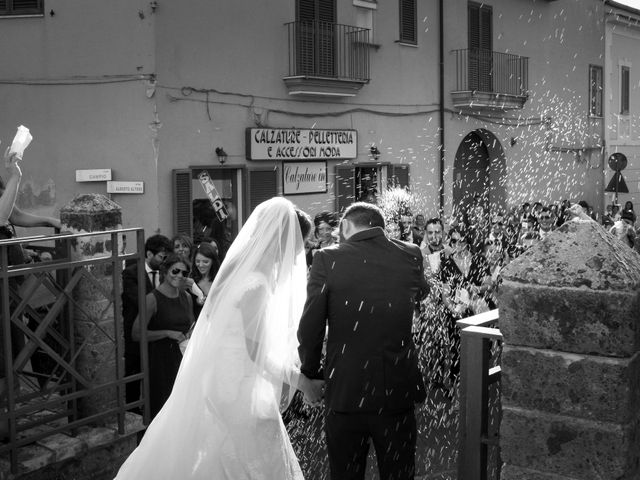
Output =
[
  {"x1": 1, "y1": 151, "x2": 61, "y2": 438},
  {"x1": 412, "y1": 213, "x2": 426, "y2": 246},
  {"x1": 415, "y1": 217, "x2": 452, "y2": 391},
  {"x1": 610, "y1": 209, "x2": 636, "y2": 248},
  {"x1": 172, "y1": 234, "x2": 194, "y2": 262},
  {"x1": 537, "y1": 207, "x2": 556, "y2": 240},
  {"x1": 189, "y1": 242, "x2": 220, "y2": 319},
  {"x1": 122, "y1": 234, "x2": 172, "y2": 409},
  {"x1": 132, "y1": 252, "x2": 194, "y2": 418},
  {"x1": 306, "y1": 211, "x2": 338, "y2": 266}
]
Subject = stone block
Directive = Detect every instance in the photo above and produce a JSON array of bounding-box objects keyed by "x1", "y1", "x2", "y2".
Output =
[
  {"x1": 502, "y1": 346, "x2": 640, "y2": 423},
  {"x1": 500, "y1": 406, "x2": 640, "y2": 480},
  {"x1": 36, "y1": 433, "x2": 84, "y2": 462},
  {"x1": 500, "y1": 219, "x2": 640, "y2": 291},
  {"x1": 75, "y1": 426, "x2": 118, "y2": 449},
  {"x1": 16, "y1": 444, "x2": 55, "y2": 473},
  {"x1": 501, "y1": 464, "x2": 584, "y2": 480},
  {"x1": 499, "y1": 281, "x2": 640, "y2": 357}
]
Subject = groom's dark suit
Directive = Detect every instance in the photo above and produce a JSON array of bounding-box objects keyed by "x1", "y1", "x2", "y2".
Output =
[{"x1": 298, "y1": 226, "x2": 427, "y2": 480}]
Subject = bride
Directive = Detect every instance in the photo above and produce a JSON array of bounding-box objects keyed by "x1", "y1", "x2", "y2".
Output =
[{"x1": 115, "y1": 197, "x2": 321, "y2": 479}]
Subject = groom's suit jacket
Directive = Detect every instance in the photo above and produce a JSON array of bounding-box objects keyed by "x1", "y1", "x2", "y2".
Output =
[{"x1": 298, "y1": 227, "x2": 427, "y2": 413}]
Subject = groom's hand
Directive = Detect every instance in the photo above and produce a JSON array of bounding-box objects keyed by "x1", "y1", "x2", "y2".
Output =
[{"x1": 298, "y1": 374, "x2": 324, "y2": 407}]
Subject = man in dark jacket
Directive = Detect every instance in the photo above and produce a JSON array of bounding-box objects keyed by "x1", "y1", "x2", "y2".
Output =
[
  {"x1": 298, "y1": 202, "x2": 427, "y2": 480},
  {"x1": 121, "y1": 234, "x2": 171, "y2": 408}
]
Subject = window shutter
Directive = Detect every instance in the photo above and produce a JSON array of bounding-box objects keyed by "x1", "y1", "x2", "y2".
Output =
[
  {"x1": 172, "y1": 169, "x2": 193, "y2": 237},
  {"x1": 335, "y1": 165, "x2": 356, "y2": 213},
  {"x1": 468, "y1": 2, "x2": 492, "y2": 92},
  {"x1": 388, "y1": 164, "x2": 410, "y2": 190},
  {"x1": 399, "y1": 0, "x2": 417, "y2": 44},
  {"x1": 621, "y1": 66, "x2": 630, "y2": 115},
  {"x1": 317, "y1": 0, "x2": 336, "y2": 76},
  {"x1": 590, "y1": 65, "x2": 603, "y2": 117},
  {"x1": 297, "y1": 0, "x2": 315, "y2": 21},
  {"x1": 248, "y1": 169, "x2": 278, "y2": 213},
  {"x1": 479, "y1": 7, "x2": 492, "y2": 50},
  {"x1": 1, "y1": 0, "x2": 42, "y2": 14}
]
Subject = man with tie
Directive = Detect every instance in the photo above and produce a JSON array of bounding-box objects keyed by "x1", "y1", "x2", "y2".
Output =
[{"x1": 122, "y1": 234, "x2": 172, "y2": 409}]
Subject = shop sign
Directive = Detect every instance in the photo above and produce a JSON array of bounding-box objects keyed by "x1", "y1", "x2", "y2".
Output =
[
  {"x1": 106, "y1": 181, "x2": 144, "y2": 194},
  {"x1": 246, "y1": 128, "x2": 357, "y2": 160},
  {"x1": 283, "y1": 161, "x2": 327, "y2": 195}
]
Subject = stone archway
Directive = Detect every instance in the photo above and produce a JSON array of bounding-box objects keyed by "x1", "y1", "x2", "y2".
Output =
[{"x1": 452, "y1": 128, "x2": 507, "y2": 223}]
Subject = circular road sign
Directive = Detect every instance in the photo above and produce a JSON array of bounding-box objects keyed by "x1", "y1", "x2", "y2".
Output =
[{"x1": 608, "y1": 152, "x2": 627, "y2": 171}]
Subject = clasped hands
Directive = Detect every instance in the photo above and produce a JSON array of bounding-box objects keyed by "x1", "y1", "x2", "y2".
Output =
[{"x1": 298, "y1": 374, "x2": 325, "y2": 408}]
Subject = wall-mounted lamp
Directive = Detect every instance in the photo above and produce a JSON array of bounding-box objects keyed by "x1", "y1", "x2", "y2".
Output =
[
  {"x1": 215, "y1": 147, "x2": 228, "y2": 165},
  {"x1": 370, "y1": 145, "x2": 380, "y2": 160}
]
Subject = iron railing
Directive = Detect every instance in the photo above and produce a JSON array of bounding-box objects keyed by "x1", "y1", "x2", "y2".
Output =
[
  {"x1": 457, "y1": 309, "x2": 503, "y2": 480},
  {"x1": 453, "y1": 48, "x2": 528, "y2": 96},
  {"x1": 0, "y1": 228, "x2": 148, "y2": 473},
  {"x1": 285, "y1": 21, "x2": 370, "y2": 82}
]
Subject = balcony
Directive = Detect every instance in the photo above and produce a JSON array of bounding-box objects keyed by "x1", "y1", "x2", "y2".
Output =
[
  {"x1": 284, "y1": 21, "x2": 371, "y2": 97},
  {"x1": 451, "y1": 49, "x2": 529, "y2": 111}
]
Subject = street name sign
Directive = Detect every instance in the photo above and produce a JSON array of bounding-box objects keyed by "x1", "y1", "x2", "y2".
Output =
[
  {"x1": 106, "y1": 181, "x2": 144, "y2": 194},
  {"x1": 76, "y1": 169, "x2": 112, "y2": 182}
]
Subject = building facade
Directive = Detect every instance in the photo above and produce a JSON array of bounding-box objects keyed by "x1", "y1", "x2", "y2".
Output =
[{"x1": 0, "y1": 0, "x2": 637, "y2": 250}]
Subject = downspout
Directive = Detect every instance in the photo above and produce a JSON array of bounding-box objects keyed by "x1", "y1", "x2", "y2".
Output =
[{"x1": 438, "y1": 0, "x2": 445, "y2": 215}]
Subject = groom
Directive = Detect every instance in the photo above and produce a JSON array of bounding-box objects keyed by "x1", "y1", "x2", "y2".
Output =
[{"x1": 297, "y1": 202, "x2": 427, "y2": 480}]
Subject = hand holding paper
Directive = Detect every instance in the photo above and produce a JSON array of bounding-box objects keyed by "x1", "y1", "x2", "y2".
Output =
[{"x1": 9, "y1": 125, "x2": 33, "y2": 160}]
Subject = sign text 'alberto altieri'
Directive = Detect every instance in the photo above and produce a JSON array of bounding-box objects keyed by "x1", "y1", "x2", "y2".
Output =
[{"x1": 246, "y1": 128, "x2": 357, "y2": 161}]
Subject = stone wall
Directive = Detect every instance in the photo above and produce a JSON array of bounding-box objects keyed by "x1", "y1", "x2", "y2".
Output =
[{"x1": 498, "y1": 218, "x2": 640, "y2": 479}]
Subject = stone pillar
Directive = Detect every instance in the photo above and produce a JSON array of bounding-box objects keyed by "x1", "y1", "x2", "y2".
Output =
[
  {"x1": 498, "y1": 219, "x2": 640, "y2": 479},
  {"x1": 60, "y1": 194, "x2": 122, "y2": 421}
]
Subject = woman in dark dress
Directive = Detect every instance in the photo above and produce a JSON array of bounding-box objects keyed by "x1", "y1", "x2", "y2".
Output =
[
  {"x1": 132, "y1": 253, "x2": 194, "y2": 418},
  {"x1": 438, "y1": 226, "x2": 491, "y2": 389}
]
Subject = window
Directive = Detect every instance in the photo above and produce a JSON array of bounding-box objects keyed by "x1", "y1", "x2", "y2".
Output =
[
  {"x1": 621, "y1": 65, "x2": 630, "y2": 115},
  {"x1": 589, "y1": 65, "x2": 603, "y2": 117},
  {"x1": 296, "y1": 0, "x2": 336, "y2": 76},
  {"x1": 399, "y1": 0, "x2": 416, "y2": 45},
  {"x1": 0, "y1": 0, "x2": 43, "y2": 16}
]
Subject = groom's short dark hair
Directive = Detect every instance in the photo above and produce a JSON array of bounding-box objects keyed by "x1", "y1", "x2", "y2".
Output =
[{"x1": 342, "y1": 202, "x2": 385, "y2": 229}]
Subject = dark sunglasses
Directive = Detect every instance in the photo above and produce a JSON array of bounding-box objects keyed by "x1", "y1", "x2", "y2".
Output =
[
  {"x1": 450, "y1": 238, "x2": 465, "y2": 244},
  {"x1": 539, "y1": 215, "x2": 552, "y2": 220},
  {"x1": 170, "y1": 267, "x2": 189, "y2": 276}
]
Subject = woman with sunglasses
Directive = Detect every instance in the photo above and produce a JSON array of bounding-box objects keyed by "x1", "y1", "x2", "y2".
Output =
[
  {"x1": 131, "y1": 252, "x2": 194, "y2": 419},
  {"x1": 438, "y1": 226, "x2": 491, "y2": 392}
]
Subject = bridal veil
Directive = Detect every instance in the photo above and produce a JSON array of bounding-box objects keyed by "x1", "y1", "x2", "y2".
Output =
[{"x1": 115, "y1": 197, "x2": 308, "y2": 479}]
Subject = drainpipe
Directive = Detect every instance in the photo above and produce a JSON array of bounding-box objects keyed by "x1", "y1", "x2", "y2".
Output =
[{"x1": 438, "y1": 0, "x2": 445, "y2": 215}]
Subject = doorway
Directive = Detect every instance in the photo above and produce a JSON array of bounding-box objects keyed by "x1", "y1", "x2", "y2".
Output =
[{"x1": 452, "y1": 129, "x2": 507, "y2": 235}]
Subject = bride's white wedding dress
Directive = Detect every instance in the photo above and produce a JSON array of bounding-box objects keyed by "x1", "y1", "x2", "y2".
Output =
[{"x1": 115, "y1": 198, "x2": 307, "y2": 479}]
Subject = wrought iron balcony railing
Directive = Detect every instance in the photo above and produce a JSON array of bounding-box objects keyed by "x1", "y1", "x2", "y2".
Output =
[
  {"x1": 452, "y1": 48, "x2": 529, "y2": 110},
  {"x1": 284, "y1": 21, "x2": 370, "y2": 97}
]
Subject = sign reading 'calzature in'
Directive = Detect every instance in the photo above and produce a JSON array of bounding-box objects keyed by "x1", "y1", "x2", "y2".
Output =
[
  {"x1": 246, "y1": 128, "x2": 357, "y2": 160},
  {"x1": 283, "y1": 161, "x2": 327, "y2": 195}
]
